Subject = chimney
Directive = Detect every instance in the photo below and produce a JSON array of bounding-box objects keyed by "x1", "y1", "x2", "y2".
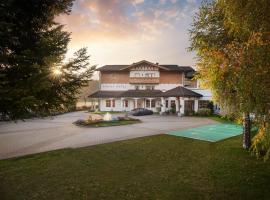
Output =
[{"x1": 156, "y1": 62, "x2": 159, "y2": 65}]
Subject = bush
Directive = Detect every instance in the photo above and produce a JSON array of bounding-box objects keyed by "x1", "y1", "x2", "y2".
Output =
[
  {"x1": 196, "y1": 108, "x2": 212, "y2": 116},
  {"x1": 185, "y1": 110, "x2": 195, "y2": 116},
  {"x1": 207, "y1": 101, "x2": 214, "y2": 114},
  {"x1": 251, "y1": 123, "x2": 270, "y2": 161}
]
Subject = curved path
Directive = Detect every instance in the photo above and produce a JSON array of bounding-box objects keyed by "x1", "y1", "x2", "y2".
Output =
[{"x1": 0, "y1": 111, "x2": 217, "y2": 159}]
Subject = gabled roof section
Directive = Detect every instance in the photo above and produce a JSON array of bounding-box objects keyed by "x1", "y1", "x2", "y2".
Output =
[
  {"x1": 96, "y1": 61, "x2": 194, "y2": 72},
  {"x1": 121, "y1": 90, "x2": 162, "y2": 97},
  {"x1": 88, "y1": 90, "x2": 163, "y2": 98},
  {"x1": 97, "y1": 65, "x2": 128, "y2": 71},
  {"x1": 88, "y1": 91, "x2": 123, "y2": 98},
  {"x1": 120, "y1": 60, "x2": 169, "y2": 71},
  {"x1": 159, "y1": 86, "x2": 202, "y2": 97}
]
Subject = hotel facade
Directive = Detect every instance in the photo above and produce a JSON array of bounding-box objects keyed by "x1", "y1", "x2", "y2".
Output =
[{"x1": 89, "y1": 60, "x2": 213, "y2": 115}]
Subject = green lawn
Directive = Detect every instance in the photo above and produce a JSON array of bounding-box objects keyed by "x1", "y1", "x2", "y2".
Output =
[{"x1": 1, "y1": 135, "x2": 270, "y2": 200}]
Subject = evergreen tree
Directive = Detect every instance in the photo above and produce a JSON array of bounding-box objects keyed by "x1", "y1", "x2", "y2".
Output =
[{"x1": 0, "y1": 0, "x2": 96, "y2": 119}]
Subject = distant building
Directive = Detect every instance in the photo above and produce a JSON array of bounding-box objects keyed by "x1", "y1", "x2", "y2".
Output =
[
  {"x1": 89, "y1": 60, "x2": 213, "y2": 114},
  {"x1": 76, "y1": 80, "x2": 99, "y2": 109}
]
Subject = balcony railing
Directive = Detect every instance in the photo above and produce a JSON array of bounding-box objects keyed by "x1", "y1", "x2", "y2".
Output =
[{"x1": 129, "y1": 77, "x2": 159, "y2": 84}]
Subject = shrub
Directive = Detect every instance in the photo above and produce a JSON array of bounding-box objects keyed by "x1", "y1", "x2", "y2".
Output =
[
  {"x1": 207, "y1": 101, "x2": 214, "y2": 114},
  {"x1": 185, "y1": 110, "x2": 195, "y2": 116},
  {"x1": 196, "y1": 108, "x2": 212, "y2": 116},
  {"x1": 170, "y1": 107, "x2": 176, "y2": 114},
  {"x1": 251, "y1": 123, "x2": 270, "y2": 161}
]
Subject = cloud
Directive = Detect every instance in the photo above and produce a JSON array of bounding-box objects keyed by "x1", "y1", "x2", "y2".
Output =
[
  {"x1": 133, "y1": 0, "x2": 144, "y2": 4},
  {"x1": 55, "y1": 0, "x2": 201, "y2": 52}
]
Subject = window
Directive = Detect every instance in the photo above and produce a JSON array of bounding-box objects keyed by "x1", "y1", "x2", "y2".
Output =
[
  {"x1": 135, "y1": 73, "x2": 140, "y2": 77},
  {"x1": 171, "y1": 100, "x2": 175, "y2": 108},
  {"x1": 112, "y1": 100, "x2": 115, "y2": 107},
  {"x1": 135, "y1": 85, "x2": 140, "y2": 90},
  {"x1": 198, "y1": 100, "x2": 209, "y2": 109},
  {"x1": 146, "y1": 99, "x2": 155, "y2": 107},
  {"x1": 106, "y1": 100, "x2": 111, "y2": 107},
  {"x1": 146, "y1": 99, "x2": 150, "y2": 108},
  {"x1": 145, "y1": 85, "x2": 155, "y2": 90},
  {"x1": 166, "y1": 100, "x2": 169, "y2": 108},
  {"x1": 151, "y1": 100, "x2": 156, "y2": 107},
  {"x1": 124, "y1": 100, "x2": 128, "y2": 107}
]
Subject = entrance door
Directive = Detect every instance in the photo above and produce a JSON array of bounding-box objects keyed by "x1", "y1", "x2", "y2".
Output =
[{"x1": 184, "y1": 100, "x2": 195, "y2": 115}]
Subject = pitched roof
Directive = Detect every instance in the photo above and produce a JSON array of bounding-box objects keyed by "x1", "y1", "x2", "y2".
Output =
[
  {"x1": 121, "y1": 90, "x2": 162, "y2": 97},
  {"x1": 97, "y1": 60, "x2": 194, "y2": 72},
  {"x1": 89, "y1": 87, "x2": 202, "y2": 98},
  {"x1": 97, "y1": 65, "x2": 194, "y2": 72},
  {"x1": 88, "y1": 91, "x2": 123, "y2": 98},
  {"x1": 89, "y1": 90, "x2": 163, "y2": 98},
  {"x1": 159, "y1": 86, "x2": 202, "y2": 97}
]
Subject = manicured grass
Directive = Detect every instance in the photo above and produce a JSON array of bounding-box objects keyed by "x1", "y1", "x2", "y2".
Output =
[
  {"x1": 208, "y1": 115, "x2": 235, "y2": 123},
  {"x1": 1, "y1": 135, "x2": 270, "y2": 200}
]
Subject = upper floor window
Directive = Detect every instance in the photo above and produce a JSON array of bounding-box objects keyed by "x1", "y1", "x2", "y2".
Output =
[{"x1": 135, "y1": 73, "x2": 140, "y2": 77}]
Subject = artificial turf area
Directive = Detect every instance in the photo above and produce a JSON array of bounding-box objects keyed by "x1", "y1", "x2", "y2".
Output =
[{"x1": 1, "y1": 134, "x2": 270, "y2": 200}]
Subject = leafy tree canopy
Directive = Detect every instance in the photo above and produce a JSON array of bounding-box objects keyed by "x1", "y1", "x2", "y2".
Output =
[{"x1": 189, "y1": 0, "x2": 270, "y2": 155}]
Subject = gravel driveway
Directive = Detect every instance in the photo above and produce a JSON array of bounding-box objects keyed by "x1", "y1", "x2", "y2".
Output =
[{"x1": 0, "y1": 111, "x2": 217, "y2": 159}]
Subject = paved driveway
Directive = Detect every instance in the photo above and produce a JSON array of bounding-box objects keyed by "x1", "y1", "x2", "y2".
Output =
[{"x1": 0, "y1": 111, "x2": 217, "y2": 159}]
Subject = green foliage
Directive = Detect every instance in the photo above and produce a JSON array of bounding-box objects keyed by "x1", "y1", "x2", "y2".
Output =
[
  {"x1": 189, "y1": 0, "x2": 270, "y2": 154},
  {"x1": 196, "y1": 108, "x2": 212, "y2": 116},
  {"x1": 0, "y1": 0, "x2": 96, "y2": 119},
  {"x1": 74, "y1": 117, "x2": 140, "y2": 127},
  {"x1": 251, "y1": 123, "x2": 270, "y2": 161},
  {"x1": 207, "y1": 101, "x2": 214, "y2": 114}
]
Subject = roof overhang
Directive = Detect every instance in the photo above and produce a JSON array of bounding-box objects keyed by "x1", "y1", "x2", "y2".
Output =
[{"x1": 120, "y1": 60, "x2": 169, "y2": 71}]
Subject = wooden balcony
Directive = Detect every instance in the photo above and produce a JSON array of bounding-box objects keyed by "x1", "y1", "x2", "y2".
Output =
[{"x1": 129, "y1": 77, "x2": 160, "y2": 84}]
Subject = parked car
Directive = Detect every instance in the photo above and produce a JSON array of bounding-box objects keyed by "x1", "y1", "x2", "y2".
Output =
[{"x1": 129, "y1": 108, "x2": 153, "y2": 116}]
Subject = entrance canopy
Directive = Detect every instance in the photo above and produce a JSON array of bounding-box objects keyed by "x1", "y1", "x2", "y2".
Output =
[{"x1": 159, "y1": 86, "x2": 202, "y2": 98}]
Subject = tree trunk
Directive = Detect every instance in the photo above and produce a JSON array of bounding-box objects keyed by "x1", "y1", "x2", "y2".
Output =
[{"x1": 242, "y1": 112, "x2": 251, "y2": 149}]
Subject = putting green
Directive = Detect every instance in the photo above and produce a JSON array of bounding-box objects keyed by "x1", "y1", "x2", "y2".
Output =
[{"x1": 168, "y1": 123, "x2": 242, "y2": 142}]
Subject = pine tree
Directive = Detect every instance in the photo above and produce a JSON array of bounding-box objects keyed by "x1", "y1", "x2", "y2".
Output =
[{"x1": 0, "y1": 0, "x2": 96, "y2": 119}]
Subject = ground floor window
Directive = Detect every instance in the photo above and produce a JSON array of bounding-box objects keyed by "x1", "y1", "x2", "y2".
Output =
[
  {"x1": 106, "y1": 100, "x2": 111, "y2": 107},
  {"x1": 146, "y1": 99, "x2": 156, "y2": 108},
  {"x1": 146, "y1": 99, "x2": 150, "y2": 108},
  {"x1": 199, "y1": 100, "x2": 209, "y2": 109},
  {"x1": 171, "y1": 100, "x2": 175, "y2": 108},
  {"x1": 124, "y1": 100, "x2": 128, "y2": 107},
  {"x1": 112, "y1": 100, "x2": 115, "y2": 107},
  {"x1": 151, "y1": 99, "x2": 156, "y2": 107},
  {"x1": 166, "y1": 100, "x2": 168, "y2": 108}
]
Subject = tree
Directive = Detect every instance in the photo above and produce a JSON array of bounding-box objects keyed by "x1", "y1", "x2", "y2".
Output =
[
  {"x1": 0, "y1": 0, "x2": 96, "y2": 119},
  {"x1": 189, "y1": 0, "x2": 270, "y2": 152}
]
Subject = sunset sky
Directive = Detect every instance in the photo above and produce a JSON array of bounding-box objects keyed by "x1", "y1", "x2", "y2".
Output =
[{"x1": 56, "y1": 0, "x2": 202, "y2": 68}]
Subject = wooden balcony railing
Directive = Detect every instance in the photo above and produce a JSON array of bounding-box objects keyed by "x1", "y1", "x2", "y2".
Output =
[{"x1": 129, "y1": 77, "x2": 159, "y2": 84}]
